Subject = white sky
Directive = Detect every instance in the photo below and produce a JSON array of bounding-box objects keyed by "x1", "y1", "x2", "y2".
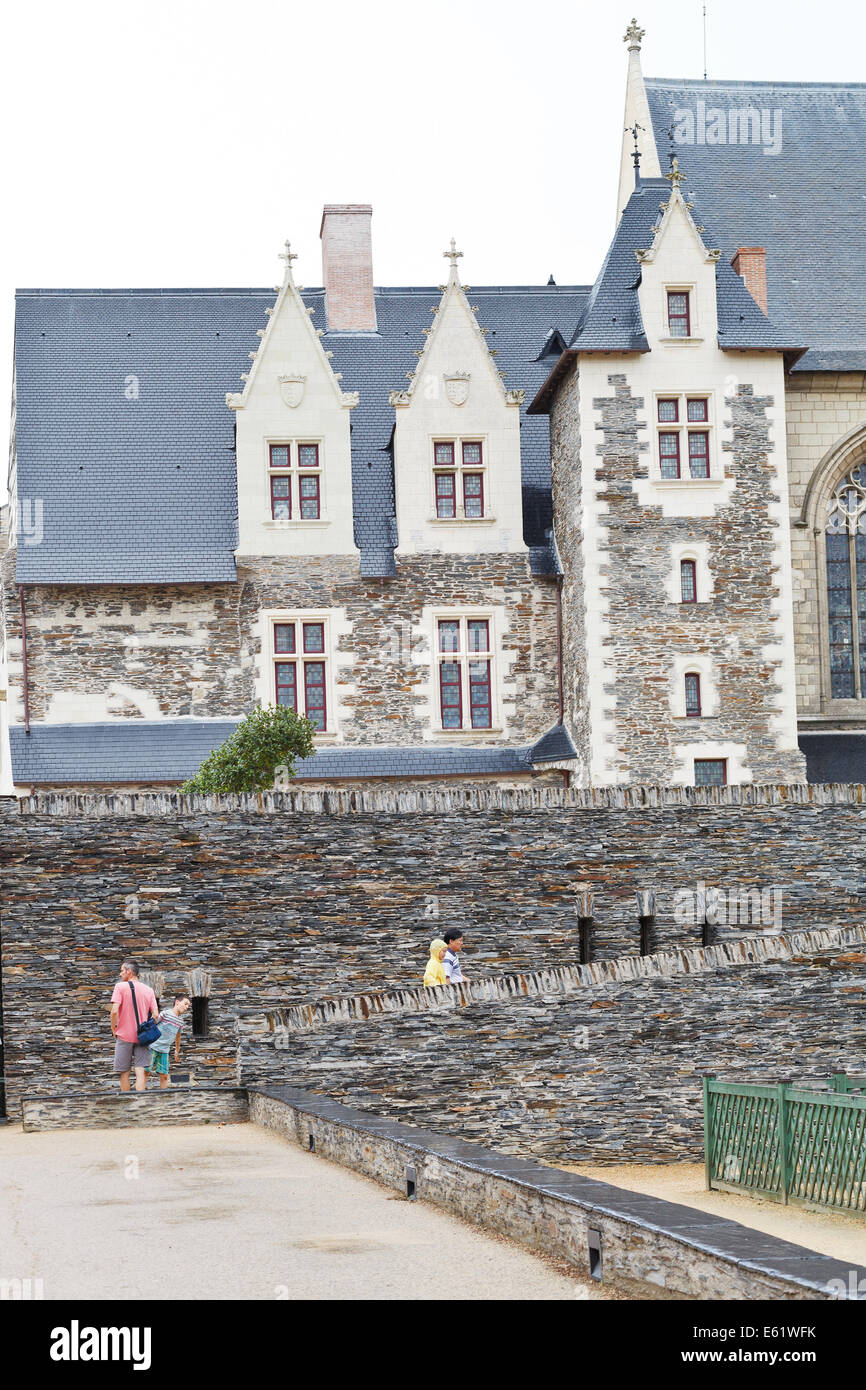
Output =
[{"x1": 2, "y1": 0, "x2": 865, "y2": 488}]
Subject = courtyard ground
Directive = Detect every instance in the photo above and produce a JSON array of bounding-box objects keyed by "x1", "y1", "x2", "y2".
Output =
[
  {"x1": 571, "y1": 1161, "x2": 866, "y2": 1267},
  {"x1": 0, "y1": 1121, "x2": 613, "y2": 1301}
]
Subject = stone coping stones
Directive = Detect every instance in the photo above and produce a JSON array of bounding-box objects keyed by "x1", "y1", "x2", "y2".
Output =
[{"x1": 250, "y1": 1084, "x2": 866, "y2": 1301}]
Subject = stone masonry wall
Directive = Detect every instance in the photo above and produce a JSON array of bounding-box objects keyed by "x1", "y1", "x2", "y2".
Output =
[
  {"x1": 239, "y1": 935, "x2": 866, "y2": 1164},
  {"x1": 549, "y1": 359, "x2": 589, "y2": 780},
  {"x1": 588, "y1": 373, "x2": 805, "y2": 784},
  {"x1": 1, "y1": 549, "x2": 559, "y2": 748},
  {"x1": 2, "y1": 788, "x2": 866, "y2": 1111}
]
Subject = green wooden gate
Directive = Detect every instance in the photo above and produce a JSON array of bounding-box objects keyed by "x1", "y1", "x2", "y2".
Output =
[{"x1": 703, "y1": 1075, "x2": 866, "y2": 1215}]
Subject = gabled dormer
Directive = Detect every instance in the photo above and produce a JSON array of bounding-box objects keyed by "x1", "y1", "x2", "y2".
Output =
[
  {"x1": 228, "y1": 241, "x2": 359, "y2": 559},
  {"x1": 633, "y1": 164, "x2": 722, "y2": 353},
  {"x1": 389, "y1": 241, "x2": 525, "y2": 556}
]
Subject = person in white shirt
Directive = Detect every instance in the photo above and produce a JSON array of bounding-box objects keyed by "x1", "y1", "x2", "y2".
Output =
[{"x1": 442, "y1": 929, "x2": 465, "y2": 983}]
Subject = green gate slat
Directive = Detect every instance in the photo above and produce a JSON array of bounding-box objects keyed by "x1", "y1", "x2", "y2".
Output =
[{"x1": 704, "y1": 1077, "x2": 866, "y2": 1217}]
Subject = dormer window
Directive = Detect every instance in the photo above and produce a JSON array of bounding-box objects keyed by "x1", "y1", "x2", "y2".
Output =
[
  {"x1": 269, "y1": 443, "x2": 322, "y2": 521},
  {"x1": 433, "y1": 440, "x2": 486, "y2": 520},
  {"x1": 667, "y1": 291, "x2": 691, "y2": 337}
]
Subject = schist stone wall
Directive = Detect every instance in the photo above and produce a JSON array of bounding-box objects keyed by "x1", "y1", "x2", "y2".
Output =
[
  {"x1": 239, "y1": 928, "x2": 866, "y2": 1164},
  {"x1": 549, "y1": 368, "x2": 805, "y2": 785},
  {"x1": 1, "y1": 549, "x2": 559, "y2": 746},
  {"x1": 2, "y1": 784, "x2": 866, "y2": 1112}
]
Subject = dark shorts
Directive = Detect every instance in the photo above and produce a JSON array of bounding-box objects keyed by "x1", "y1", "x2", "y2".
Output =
[{"x1": 114, "y1": 1038, "x2": 152, "y2": 1072}]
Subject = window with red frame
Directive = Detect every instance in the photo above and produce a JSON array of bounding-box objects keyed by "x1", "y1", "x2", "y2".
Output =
[
  {"x1": 684, "y1": 672, "x2": 702, "y2": 717},
  {"x1": 667, "y1": 291, "x2": 691, "y2": 337},
  {"x1": 680, "y1": 559, "x2": 697, "y2": 603},
  {"x1": 437, "y1": 617, "x2": 493, "y2": 730},
  {"x1": 268, "y1": 443, "x2": 322, "y2": 520},
  {"x1": 433, "y1": 440, "x2": 485, "y2": 519},
  {"x1": 688, "y1": 431, "x2": 710, "y2": 479},
  {"x1": 272, "y1": 620, "x2": 328, "y2": 731},
  {"x1": 659, "y1": 431, "x2": 680, "y2": 479},
  {"x1": 694, "y1": 758, "x2": 726, "y2": 786}
]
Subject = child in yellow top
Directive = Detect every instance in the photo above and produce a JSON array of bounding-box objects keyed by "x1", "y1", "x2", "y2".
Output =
[{"x1": 424, "y1": 939, "x2": 448, "y2": 987}]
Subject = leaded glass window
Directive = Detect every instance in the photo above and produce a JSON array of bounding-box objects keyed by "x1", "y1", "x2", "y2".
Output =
[{"x1": 826, "y1": 466, "x2": 866, "y2": 698}]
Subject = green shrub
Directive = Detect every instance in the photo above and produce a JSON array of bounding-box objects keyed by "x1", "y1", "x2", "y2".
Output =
[{"x1": 180, "y1": 705, "x2": 316, "y2": 795}]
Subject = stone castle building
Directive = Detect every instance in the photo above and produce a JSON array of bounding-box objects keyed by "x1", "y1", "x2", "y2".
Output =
[{"x1": 2, "y1": 22, "x2": 864, "y2": 794}]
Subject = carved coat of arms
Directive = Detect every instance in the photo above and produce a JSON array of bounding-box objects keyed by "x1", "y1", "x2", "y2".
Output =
[
  {"x1": 444, "y1": 372, "x2": 470, "y2": 407},
  {"x1": 278, "y1": 374, "x2": 306, "y2": 409}
]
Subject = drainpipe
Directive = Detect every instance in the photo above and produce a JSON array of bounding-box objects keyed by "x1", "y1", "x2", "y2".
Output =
[
  {"x1": 19, "y1": 587, "x2": 30, "y2": 735},
  {"x1": 556, "y1": 575, "x2": 569, "y2": 792}
]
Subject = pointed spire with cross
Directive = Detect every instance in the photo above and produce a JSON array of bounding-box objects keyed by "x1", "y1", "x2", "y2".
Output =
[
  {"x1": 443, "y1": 237, "x2": 463, "y2": 284},
  {"x1": 278, "y1": 239, "x2": 298, "y2": 287},
  {"x1": 624, "y1": 17, "x2": 645, "y2": 51}
]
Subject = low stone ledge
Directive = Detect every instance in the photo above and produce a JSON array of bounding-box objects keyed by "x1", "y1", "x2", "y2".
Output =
[
  {"x1": 249, "y1": 1085, "x2": 866, "y2": 1302},
  {"x1": 237, "y1": 922, "x2": 866, "y2": 1037},
  {"x1": 21, "y1": 1087, "x2": 249, "y2": 1132},
  {"x1": 10, "y1": 781, "x2": 866, "y2": 818}
]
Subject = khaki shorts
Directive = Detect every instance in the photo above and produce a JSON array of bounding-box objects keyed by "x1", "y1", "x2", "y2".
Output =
[{"x1": 114, "y1": 1038, "x2": 153, "y2": 1072}]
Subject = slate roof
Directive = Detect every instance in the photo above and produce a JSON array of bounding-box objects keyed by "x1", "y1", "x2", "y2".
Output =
[
  {"x1": 530, "y1": 178, "x2": 801, "y2": 412},
  {"x1": 8, "y1": 720, "x2": 576, "y2": 785},
  {"x1": 645, "y1": 78, "x2": 866, "y2": 371},
  {"x1": 11, "y1": 283, "x2": 589, "y2": 585}
]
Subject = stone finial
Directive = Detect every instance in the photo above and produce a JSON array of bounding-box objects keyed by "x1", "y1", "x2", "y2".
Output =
[
  {"x1": 624, "y1": 17, "x2": 645, "y2": 50},
  {"x1": 278, "y1": 239, "x2": 298, "y2": 286},
  {"x1": 664, "y1": 155, "x2": 687, "y2": 188},
  {"x1": 443, "y1": 237, "x2": 463, "y2": 282}
]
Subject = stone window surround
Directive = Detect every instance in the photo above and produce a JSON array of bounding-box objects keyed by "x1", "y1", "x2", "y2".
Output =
[
  {"x1": 429, "y1": 435, "x2": 496, "y2": 525},
  {"x1": 652, "y1": 390, "x2": 716, "y2": 481},
  {"x1": 665, "y1": 541, "x2": 714, "y2": 605},
  {"x1": 672, "y1": 740, "x2": 751, "y2": 787},
  {"x1": 264, "y1": 436, "x2": 329, "y2": 527},
  {"x1": 797, "y1": 427, "x2": 866, "y2": 715},
  {"x1": 425, "y1": 607, "x2": 506, "y2": 736},
  {"x1": 256, "y1": 608, "x2": 342, "y2": 743},
  {"x1": 658, "y1": 282, "x2": 705, "y2": 344},
  {"x1": 434, "y1": 612, "x2": 497, "y2": 733},
  {"x1": 669, "y1": 653, "x2": 719, "y2": 720}
]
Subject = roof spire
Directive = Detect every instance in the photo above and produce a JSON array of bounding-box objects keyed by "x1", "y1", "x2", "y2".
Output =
[
  {"x1": 278, "y1": 239, "x2": 298, "y2": 287},
  {"x1": 627, "y1": 120, "x2": 645, "y2": 186},
  {"x1": 665, "y1": 154, "x2": 687, "y2": 190},
  {"x1": 624, "y1": 17, "x2": 645, "y2": 51},
  {"x1": 443, "y1": 237, "x2": 463, "y2": 284}
]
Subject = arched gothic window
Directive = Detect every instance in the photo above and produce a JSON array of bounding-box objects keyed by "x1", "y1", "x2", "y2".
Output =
[{"x1": 826, "y1": 465, "x2": 866, "y2": 698}]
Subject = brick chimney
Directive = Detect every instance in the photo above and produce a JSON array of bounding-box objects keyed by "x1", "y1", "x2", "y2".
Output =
[
  {"x1": 731, "y1": 247, "x2": 768, "y2": 316},
  {"x1": 320, "y1": 204, "x2": 377, "y2": 332}
]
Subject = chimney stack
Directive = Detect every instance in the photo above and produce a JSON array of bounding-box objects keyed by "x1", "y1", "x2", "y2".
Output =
[
  {"x1": 320, "y1": 204, "x2": 377, "y2": 332},
  {"x1": 731, "y1": 247, "x2": 768, "y2": 316}
]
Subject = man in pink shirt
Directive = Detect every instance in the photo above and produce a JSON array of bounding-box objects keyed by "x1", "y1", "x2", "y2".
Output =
[{"x1": 110, "y1": 960, "x2": 158, "y2": 1092}]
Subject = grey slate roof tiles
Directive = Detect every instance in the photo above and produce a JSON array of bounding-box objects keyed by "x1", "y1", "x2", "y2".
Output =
[
  {"x1": 12, "y1": 283, "x2": 589, "y2": 585},
  {"x1": 645, "y1": 78, "x2": 866, "y2": 370},
  {"x1": 8, "y1": 720, "x2": 577, "y2": 784}
]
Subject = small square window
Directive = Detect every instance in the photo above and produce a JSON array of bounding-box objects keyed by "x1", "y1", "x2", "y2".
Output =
[
  {"x1": 303, "y1": 623, "x2": 325, "y2": 654},
  {"x1": 274, "y1": 623, "x2": 296, "y2": 654},
  {"x1": 438, "y1": 620, "x2": 460, "y2": 653},
  {"x1": 695, "y1": 758, "x2": 727, "y2": 787},
  {"x1": 434, "y1": 442, "x2": 455, "y2": 466},
  {"x1": 658, "y1": 399, "x2": 679, "y2": 422},
  {"x1": 269, "y1": 445, "x2": 290, "y2": 468},
  {"x1": 298, "y1": 444, "x2": 319, "y2": 468},
  {"x1": 462, "y1": 441, "x2": 482, "y2": 465},
  {"x1": 687, "y1": 398, "x2": 708, "y2": 422}
]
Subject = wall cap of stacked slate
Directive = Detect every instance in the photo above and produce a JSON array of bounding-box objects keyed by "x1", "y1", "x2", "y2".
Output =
[
  {"x1": 21, "y1": 1087, "x2": 249, "y2": 1132},
  {"x1": 237, "y1": 924, "x2": 866, "y2": 1038},
  {"x1": 9, "y1": 781, "x2": 866, "y2": 818}
]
